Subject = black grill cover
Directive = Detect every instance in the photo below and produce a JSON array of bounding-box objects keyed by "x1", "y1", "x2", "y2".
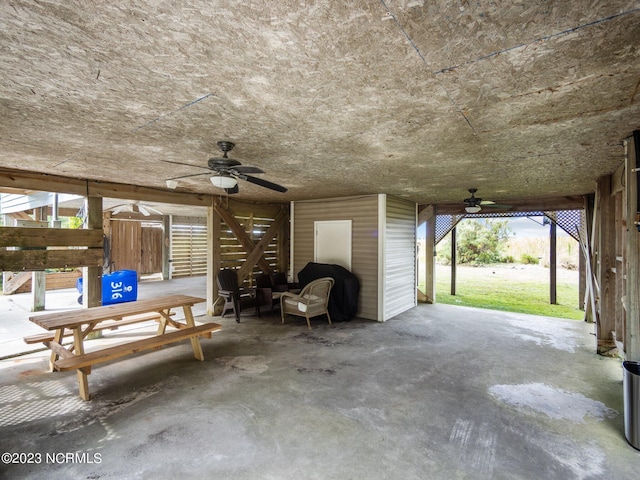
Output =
[{"x1": 297, "y1": 262, "x2": 360, "y2": 322}]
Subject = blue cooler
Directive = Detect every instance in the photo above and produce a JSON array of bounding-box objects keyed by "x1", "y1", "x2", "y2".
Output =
[{"x1": 76, "y1": 270, "x2": 138, "y2": 305}]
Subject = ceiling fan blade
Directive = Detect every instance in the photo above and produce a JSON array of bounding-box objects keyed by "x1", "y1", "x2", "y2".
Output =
[
  {"x1": 239, "y1": 174, "x2": 288, "y2": 193},
  {"x1": 145, "y1": 206, "x2": 163, "y2": 215},
  {"x1": 111, "y1": 205, "x2": 131, "y2": 215},
  {"x1": 480, "y1": 200, "x2": 495, "y2": 205},
  {"x1": 137, "y1": 205, "x2": 151, "y2": 216},
  {"x1": 231, "y1": 166, "x2": 264, "y2": 174},
  {"x1": 484, "y1": 203, "x2": 512, "y2": 209},
  {"x1": 224, "y1": 185, "x2": 239, "y2": 195},
  {"x1": 167, "y1": 172, "x2": 210, "y2": 180},
  {"x1": 161, "y1": 159, "x2": 208, "y2": 169}
]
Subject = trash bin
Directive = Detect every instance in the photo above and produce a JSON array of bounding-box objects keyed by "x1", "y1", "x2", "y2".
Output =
[
  {"x1": 76, "y1": 270, "x2": 138, "y2": 306},
  {"x1": 623, "y1": 360, "x2": 640, "y2": 450},
  {"x1": 102, "y1": 270, "x2": 137, "y2": 305}
]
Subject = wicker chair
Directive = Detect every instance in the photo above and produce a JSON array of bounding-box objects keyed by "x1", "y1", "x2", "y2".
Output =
[{"x1": 280, "y1": 277, "x2": 334, "y2": 330}]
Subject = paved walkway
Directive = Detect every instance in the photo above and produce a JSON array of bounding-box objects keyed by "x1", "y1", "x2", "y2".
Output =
[{"x1": 0, "y1": 276, "x2": 208, "y2": 359}]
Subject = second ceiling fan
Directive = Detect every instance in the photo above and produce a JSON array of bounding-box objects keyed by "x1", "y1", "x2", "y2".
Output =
[
  {"x1": 463, "y1": 188, "x2": 511, "y2": 213},
  {"x1": 163, "y1": 141, "x2": 287, "y2": 194}
]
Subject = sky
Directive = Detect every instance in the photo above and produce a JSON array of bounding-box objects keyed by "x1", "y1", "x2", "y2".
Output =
[{"x1": 509, "y1": 216, "x2": 556, "y2": 238}]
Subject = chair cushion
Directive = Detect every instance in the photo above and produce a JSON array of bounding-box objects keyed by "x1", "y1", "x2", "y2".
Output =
[{"x1": 284, "y1": 294, "x2": 323, "y2": 313}]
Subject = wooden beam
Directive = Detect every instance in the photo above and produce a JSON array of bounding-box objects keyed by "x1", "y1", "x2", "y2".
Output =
[
  {"x1": 2, "y1": 271, "x2": 31, "y2": 294},
  {"x1": 0, "y1": 249, "x2": 103, "y2": 270},
  {"x1": 0, "y1": 168, "x2": 212, "y2": 207},
  {"x1": 418, "y1": 204, "x2": 435, "y2": 225},
  {"x1": 0, "y1": 227, "x2": 103, "y2": 248}
]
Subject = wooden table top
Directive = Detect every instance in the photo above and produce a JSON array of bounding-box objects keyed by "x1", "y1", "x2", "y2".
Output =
[{"x1": 29, "y1": 294, "x2": 206, "y2": 330}]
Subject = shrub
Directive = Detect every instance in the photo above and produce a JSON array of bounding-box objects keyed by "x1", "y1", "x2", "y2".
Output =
[
  {"x1": 520, "y1": 253, "x2": 539, "y2": 265},
  {"x1": 457, "y1": 219, "x2": 512, "y2": 265}
]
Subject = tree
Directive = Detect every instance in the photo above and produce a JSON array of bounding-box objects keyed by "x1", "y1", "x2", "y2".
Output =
[{"x1": 456, "y1": 219, "x2": 512, "y2": 265}]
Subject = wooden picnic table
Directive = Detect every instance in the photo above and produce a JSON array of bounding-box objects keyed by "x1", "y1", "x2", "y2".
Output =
[{"x1": 28, "y1": 294, "x2": 221, "y2": 400}]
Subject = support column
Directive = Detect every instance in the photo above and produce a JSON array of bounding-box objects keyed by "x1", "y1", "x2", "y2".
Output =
[
  {"x1": 424, "y1": 207, "x2": 436, "y2": 303},
  {"x1": 550, "y1": 221, "x2": 557, "y2": 305},
  {"x1": 450, "y1": 226, "x2": 457, "y2": 296},
  {"x1": 597, "y1": 175, "x2": 617, "y2": 355},
  {"x1": 31, "y1": 206, "x2": 47, "y2": 311},
  {"x1": 625, "y1": 132, "x2": 640, "y2": 361},
  {"x1": 83, "y1": 197, "x2": 103, "y2": 309},
  {"x1": 162, "y1": 215, "x2": 171, "y2": 280},
  {"x1": 206, "y1": 198, "x2": 222, "y2": 316}
]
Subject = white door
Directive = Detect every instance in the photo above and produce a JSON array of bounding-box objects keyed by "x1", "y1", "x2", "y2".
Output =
[{"x1": 314, "y1": 220, "x2": 352, "y2": 270}]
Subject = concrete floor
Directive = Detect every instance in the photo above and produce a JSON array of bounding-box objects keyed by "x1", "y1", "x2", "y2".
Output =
[{"x1": 0, "y1": 278, "x2": 639, "y2": 479}]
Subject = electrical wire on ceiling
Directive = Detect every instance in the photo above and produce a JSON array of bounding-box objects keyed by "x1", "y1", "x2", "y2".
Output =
[
  {"x1": 433, "y1": 7, "x2": 640, "y2": 75},
  {"x1": 378, "y1": 0, "x2": 477, "y2": 135}
]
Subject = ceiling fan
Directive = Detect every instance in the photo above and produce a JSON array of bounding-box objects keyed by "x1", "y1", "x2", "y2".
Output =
[
  {"x1": 463, "y1": 188, "x2": 511, "y2": 213},
  {"x1": 108, "y1": 202, "x2": 163, "y2": 216},
  {"x1": 162, "y1": 141, "x2": 287, "y2": 194}
]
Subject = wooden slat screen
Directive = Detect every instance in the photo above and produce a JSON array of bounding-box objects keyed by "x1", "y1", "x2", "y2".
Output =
[
  {"x1": 171, "y1": 222, "x2": 208, "y2": 278},
  {"x1": 0, "y1": 226, "x2": 104, "y2": 270},
  {"x1": 219, "y1": 211, "x2": 280, "y2": 287}
]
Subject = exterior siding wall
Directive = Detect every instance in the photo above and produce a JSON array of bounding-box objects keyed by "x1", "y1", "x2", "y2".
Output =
[
  {"x1": 383, "y1": 196, "x2": 417, "y2": 320},
  {"x1": 292, "y1": 195, "x2": 379, "y2": 320}
]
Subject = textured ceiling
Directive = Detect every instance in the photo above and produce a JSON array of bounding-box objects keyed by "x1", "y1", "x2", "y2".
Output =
[{"x1": 1, "y1": 1, "x2": 639, "y2": 207}]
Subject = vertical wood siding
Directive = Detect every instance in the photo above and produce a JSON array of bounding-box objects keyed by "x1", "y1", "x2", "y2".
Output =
[
  {"x1": 141, "y1": 225, "x2": 163, "y2": 274},
  {"x1": 383, "y1": 196, "x2": 417, "y2": 320},
  {"x1": 171, "y1": 217, "x2": 207, "y2": 278},
  {"x1": 292, "y1": 195, "x2": 379, "y2": 320},
  {"x1": 110, "y1": 220, "x2": 141, "y2": 275}
]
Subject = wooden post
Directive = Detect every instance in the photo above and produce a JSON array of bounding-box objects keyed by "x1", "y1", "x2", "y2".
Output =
[
  {"x1": 206, "y1": 199, "x2": 222, "y2": 316},
  {"x1": 450, "y1": 226, "x2": 457, "y2": 296},
  {"x1": 31, "y1": 206, "x2": 47, "y2": 311},
  {"x1": 583, "y1": 195, "x2": 596, "y2": 323},
  {"x1": 596, "y1": 175, "x2": 617, "y2": 354},
  {"x1": 550, "y1": 221, "x2": 557, "y2": 305},
  {"x1": 102, "y1": 211, "x2": 112, "y2": 273},
  {"x1": 277, "y1": 205, "x2": 289, "y2": 277},
  {"x1": 162, "y1": 215, "x2": 171, "y2": 280},
  {"x1": 83, "y1": 196, "x2": 103, "y2": 309},
  {"x1": 424, "y1": 207, "x2": 436, "y2": 303},
  {"x1": 579, "y1": 240, "x2": 586, "y2": 310},
  {"x1": 625, "y1": 133, "x2": 640, "y2": 361}
]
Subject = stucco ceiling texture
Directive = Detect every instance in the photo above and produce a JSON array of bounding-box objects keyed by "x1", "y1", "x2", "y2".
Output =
[{"x1": 1, "y1": 1, "x2": 639, "y2": 205}]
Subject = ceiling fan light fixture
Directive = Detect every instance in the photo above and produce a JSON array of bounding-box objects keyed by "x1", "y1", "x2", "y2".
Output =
[
  {"x1": 465, "y1": 205, "x2": 481, "y2": 214},
  {"x1": 210, "y1": 175, "x2": 238, "y2": 189},
  {"x1": 166, "y1": 179, "x2": 178, "y2": 189}
]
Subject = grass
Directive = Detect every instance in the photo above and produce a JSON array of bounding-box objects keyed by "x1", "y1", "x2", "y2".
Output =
[{"x1": 425, "y1": 263, "x2": 584, "y2": 320}]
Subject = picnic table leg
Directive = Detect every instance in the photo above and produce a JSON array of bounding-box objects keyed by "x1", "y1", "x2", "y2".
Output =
[
  {"x1": 183, "y1": 305, "x2": 204, "y2": 361},
  {"x1": 72, "y1": 327, "x2": 90, "y2": 401},
  {"x1": 157, "y1": 309, "x2": 169, "y2": 335},
  {"x1": 49, "y1": 328, "x2": 65, "y2": 372}
]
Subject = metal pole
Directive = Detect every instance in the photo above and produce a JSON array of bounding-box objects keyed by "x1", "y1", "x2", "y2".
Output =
[
  {"x1": 451, "y1": 226, "x2": 457, "y2": 296},
  {"x1": 550, "y1": 221, "x2": 557, "y2": 304}
]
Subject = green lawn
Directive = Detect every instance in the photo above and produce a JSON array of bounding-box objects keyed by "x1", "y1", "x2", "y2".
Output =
[{"x1": 426, "y1": 263, "x2": 584, "y2": 320}]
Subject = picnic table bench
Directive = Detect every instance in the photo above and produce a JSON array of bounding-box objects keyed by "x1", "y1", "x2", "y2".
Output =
[{"x1": 28, "y1": 294, "x2": 220, "y2": 400}]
